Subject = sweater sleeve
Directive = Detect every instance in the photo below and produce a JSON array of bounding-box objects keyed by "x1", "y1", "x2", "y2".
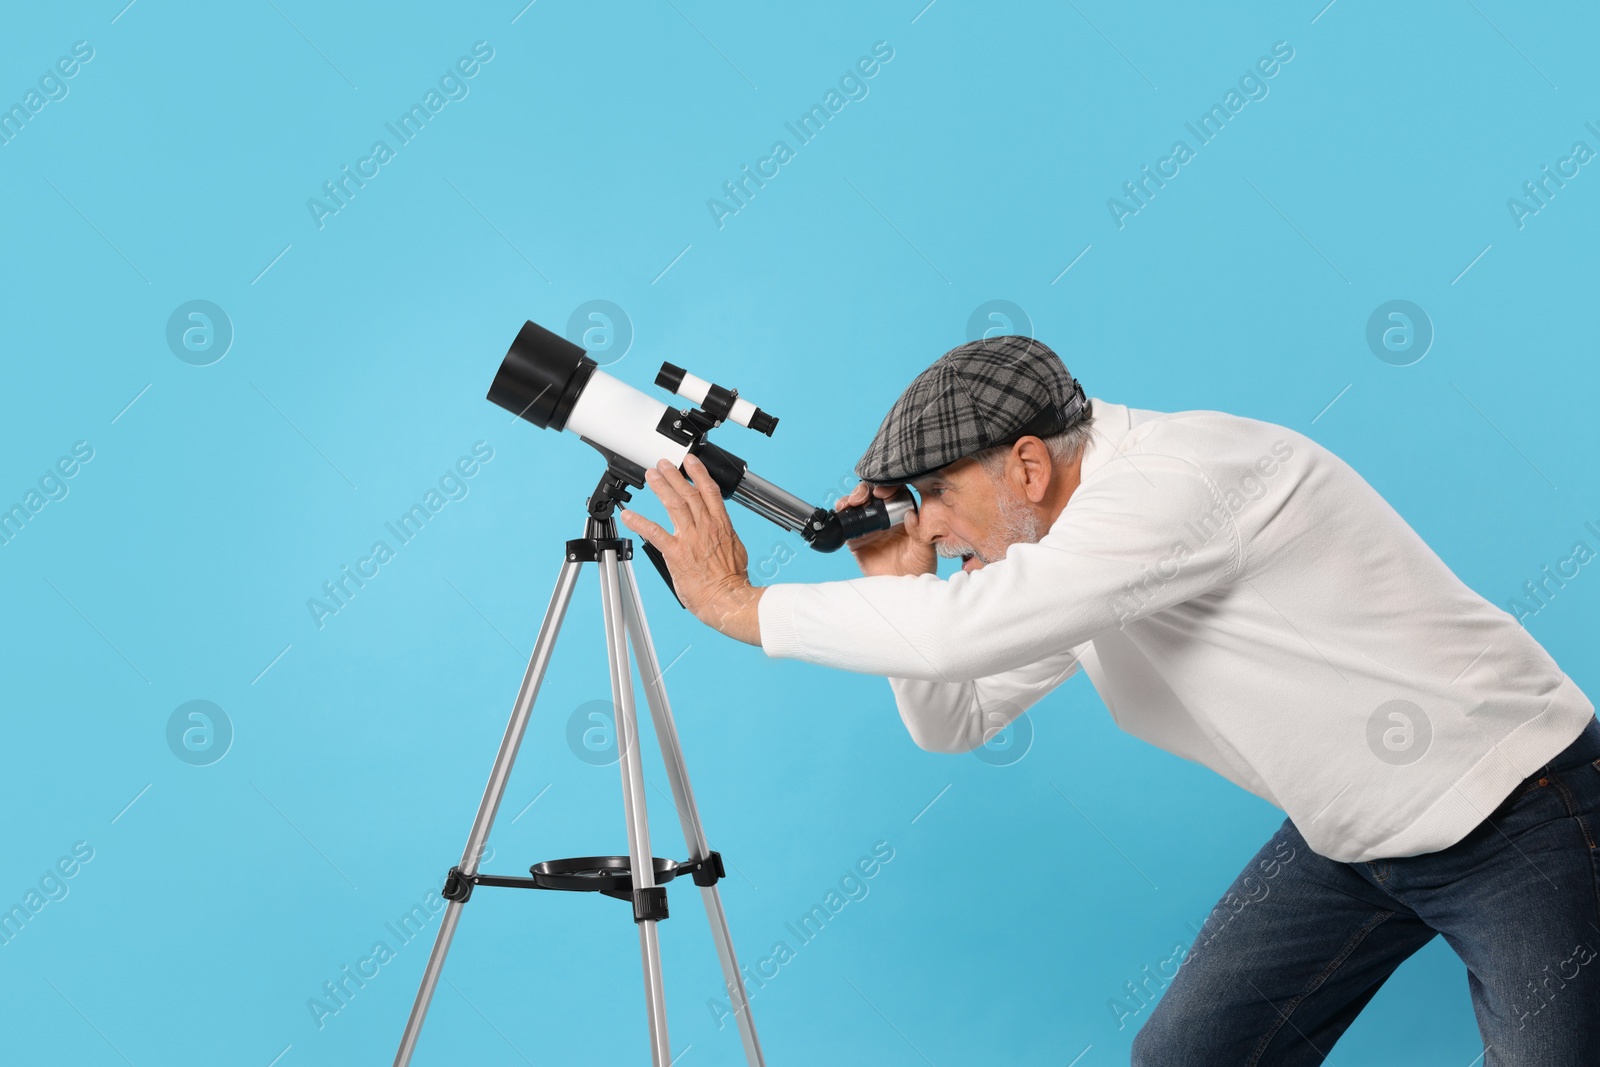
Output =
[
  {"x1": 756, "y1": 455, "x2": 1241, "y2": 682},
  {"x1": 887, "y1": 642, "x2": 1086, "y2": 753}
]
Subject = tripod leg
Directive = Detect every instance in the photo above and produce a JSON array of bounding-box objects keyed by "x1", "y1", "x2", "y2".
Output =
[
  {"x1": 393, "y1": 559, "x2": 583, "y2": 1067},
  {"x1": 619, "y1": 561, "x2": 767, "y2": 1066},
  {"x1": 599, "y1": 549, "x2": 672, "y2": 1066}
]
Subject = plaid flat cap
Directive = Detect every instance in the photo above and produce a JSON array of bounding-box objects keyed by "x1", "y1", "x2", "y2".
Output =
[{"x1": 855, "y1": 335, "x2": 1088, "y2": 484}]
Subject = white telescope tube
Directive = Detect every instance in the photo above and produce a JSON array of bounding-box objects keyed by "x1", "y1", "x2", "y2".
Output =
[{"x1": 564, "y1": 369, "x2": 693, "y2": 473}]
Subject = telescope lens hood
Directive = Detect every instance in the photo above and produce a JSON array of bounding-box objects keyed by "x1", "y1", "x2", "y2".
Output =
[{"x1": 488, "y1": 320, "x2": 597, "y2": 431}]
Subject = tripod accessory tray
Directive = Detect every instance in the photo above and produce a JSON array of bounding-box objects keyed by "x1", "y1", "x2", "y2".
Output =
[{"x1": 439, "y1": 850, "x2": 726, "y2": 924}]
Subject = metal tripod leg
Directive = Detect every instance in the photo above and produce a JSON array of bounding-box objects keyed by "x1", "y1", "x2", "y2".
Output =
[
  {"x1": 619, "y1": 560, "x2": 767, "y2": 1067},
  {"x1": 393, "y1": 559, "x2": 581, "y2": 1067},
  {"x1": 598, "y1": 549, "x2": 672, "y2": 1065},
  {"x1": 392, "y1": 531, "x2": 765, "y2": 1065}
]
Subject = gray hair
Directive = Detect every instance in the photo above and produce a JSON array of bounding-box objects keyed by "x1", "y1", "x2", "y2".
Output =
[{"x1": 970, "y1": 411, "x2": 1097, "y2": 480}]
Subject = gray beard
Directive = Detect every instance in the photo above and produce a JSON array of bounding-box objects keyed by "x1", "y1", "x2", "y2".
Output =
[{"x1": 935, "y1": 490, "x2": 1045, "y2": 565}]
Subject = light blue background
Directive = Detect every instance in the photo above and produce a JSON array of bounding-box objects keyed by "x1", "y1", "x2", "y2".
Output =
[{"x1": 2, "y1": 1, "x2": 1596, "y2": 1064}]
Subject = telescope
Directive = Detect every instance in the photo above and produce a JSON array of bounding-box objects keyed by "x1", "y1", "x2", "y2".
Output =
[{"x1": 487, "y1": 320, "x2": 915, "y2": 599}]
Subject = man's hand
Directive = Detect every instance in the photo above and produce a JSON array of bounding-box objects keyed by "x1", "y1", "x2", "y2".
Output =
[
  {"x1": 835, "y1": 482, "x2": 937, "y2": 578},
  {"x1": 618, "y1": 453, "x2": 765, "y2": 646}
]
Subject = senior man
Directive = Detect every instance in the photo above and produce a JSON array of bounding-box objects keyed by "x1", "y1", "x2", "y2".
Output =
[{"x1": 617, "y1": 335, "x2": 1600, "y2": 1064}]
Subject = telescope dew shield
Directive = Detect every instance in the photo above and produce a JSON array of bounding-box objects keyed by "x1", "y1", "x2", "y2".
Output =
[{"x1": 488, "y1": 320, "x2": 596, "y2": 431}]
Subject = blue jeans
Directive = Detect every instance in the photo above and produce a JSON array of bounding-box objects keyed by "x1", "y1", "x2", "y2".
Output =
[{"x1": 1132, "y1": 716, "x2": 1600, "y2": 1066}]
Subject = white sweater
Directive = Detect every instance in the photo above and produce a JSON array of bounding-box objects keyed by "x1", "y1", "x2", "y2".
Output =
[{"x1": 757, "y1": 399, "x2": 1595, "y2": 862}]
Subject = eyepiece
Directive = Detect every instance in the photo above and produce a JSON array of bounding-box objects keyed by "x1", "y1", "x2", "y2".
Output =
[
  {"x1": 801, "y1": 488, "x2": 918, "y2": 552},
  {"x1": 487, "y1": 320, "x2": 597, "y2": 431}
]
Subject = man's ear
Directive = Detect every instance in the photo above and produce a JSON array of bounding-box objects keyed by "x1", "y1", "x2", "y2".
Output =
[{"x1": 1012, "y1": 437, "x2": 1054, "y2": 503}]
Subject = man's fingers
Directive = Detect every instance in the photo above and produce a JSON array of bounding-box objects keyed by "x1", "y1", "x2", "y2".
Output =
[
  {"x1": 619, "y1": 508, "x2": 673, "y2": 548},
  {"x1": 641, "y1": 470, "x2": 683, "y2": 525},
  {"x1": 645, "y1": 465, "x2": 700, "y2": 524},
  {"x1": 836, "y1": 481, "x2": 885, "y2": 510},
  {"x1": 683, "y1": 453, "x2": 727, "y2": 516},
  {"x1": 651, "y1": 460, "x2": 708, "y2": 521},
  {"x1": 903, "y1": 506, "x2": 934, "y2": 545}
]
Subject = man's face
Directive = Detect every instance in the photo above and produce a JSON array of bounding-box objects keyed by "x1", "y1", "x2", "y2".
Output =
[{"x1": 910, "y1": 456, "x2": 1047, "y2": 573}]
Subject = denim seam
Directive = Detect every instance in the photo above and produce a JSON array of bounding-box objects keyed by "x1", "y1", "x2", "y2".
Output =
[
  {"x1": 1574, "y1": 812, "x2": 1595, "y2": 853},
  {"x1": 1550, "y1": 772, "x2": 1596, "y2": 850},
  {"x1": 1243, "y1": 909, "x2": 1394, "y2": 1067},
  {"x1": 1581, "y1": 761, "x2": 1600, "y2": 944},
  {"x1": 1589, "y1": 826, "x2": 1600, "y2": 951},
  {"x1": 1361, "y1": 862, "x2": 1417, "y2": 909}
]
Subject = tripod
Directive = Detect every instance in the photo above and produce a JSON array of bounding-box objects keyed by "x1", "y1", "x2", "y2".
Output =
[{"x1": 393, "y1": 467, "x2": 766, "y2": 1066}]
